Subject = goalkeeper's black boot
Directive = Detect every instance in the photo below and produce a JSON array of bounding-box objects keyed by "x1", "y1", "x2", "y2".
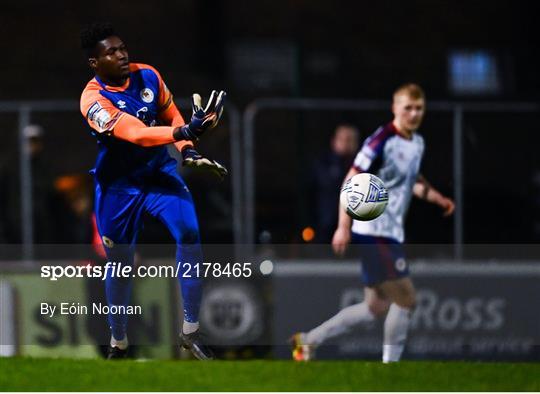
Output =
[
  {"x1": 107, "y1": 346, "x2": 128, "y2": 360},
  {"x1": 180, "y1": 330, "x2": 214, "y2": 360}
]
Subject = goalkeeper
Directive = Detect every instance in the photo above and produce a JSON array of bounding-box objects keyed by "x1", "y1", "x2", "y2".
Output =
[{"x1": 79, "y1": 22, "x2": 225, "y2": 360}]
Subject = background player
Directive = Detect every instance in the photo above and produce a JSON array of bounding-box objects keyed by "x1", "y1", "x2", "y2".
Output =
[
  {"x1": 291, "y1": 83, "x2": 455, "y2": 363},
  {"x1": 308, "y1": 124, "x2": 360, "y2": 243},
  {"x1": 80, "y1": 23, "x2": 226, "y2": 359}
]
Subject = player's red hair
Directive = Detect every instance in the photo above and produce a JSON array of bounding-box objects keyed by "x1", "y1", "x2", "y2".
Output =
[{"x1": 393, "y1": 83, "x2": 425, "y2": 101}]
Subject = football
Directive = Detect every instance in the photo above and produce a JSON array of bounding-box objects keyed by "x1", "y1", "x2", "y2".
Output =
[{"x1": 340, "y1": 173, "x2": 389, "y2": 221}]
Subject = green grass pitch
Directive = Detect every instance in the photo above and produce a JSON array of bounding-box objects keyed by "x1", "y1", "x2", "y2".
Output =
[{"x1": 1, "y1": 358, "x2": 539, "y2": 391}]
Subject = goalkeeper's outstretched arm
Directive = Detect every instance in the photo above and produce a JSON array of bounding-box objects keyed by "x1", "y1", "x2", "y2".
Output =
[
  {"x1": 111, "y1": 113, "x2": 184, "y2": 147},
  {"x1": 112, "y1": 90, "x2": 226, "y2": 147}
]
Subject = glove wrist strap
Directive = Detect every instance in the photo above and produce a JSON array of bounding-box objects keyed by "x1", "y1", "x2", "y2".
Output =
[{"x1": 173, "y1": 125, "x2": 198, "y2": 141}]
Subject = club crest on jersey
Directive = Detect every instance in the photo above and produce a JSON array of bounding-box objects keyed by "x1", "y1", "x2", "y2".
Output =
[{"x1": 140, "y1": 88, "x2": 154, "y2": 103}]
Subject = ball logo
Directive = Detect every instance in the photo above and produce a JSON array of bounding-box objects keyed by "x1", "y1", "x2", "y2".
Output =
[
  {"x1": 340, "y1": 173, "x2": 388, "y2": 221},
  {"x1": 348, "y1": 191, "x2": 364, "y2": 210},
  {"x1": 140, "y1": 88, "x2": 154, "y2": 103},
  {"x1": 366, "y1": 177, "x2": 389, "y2": 203}
]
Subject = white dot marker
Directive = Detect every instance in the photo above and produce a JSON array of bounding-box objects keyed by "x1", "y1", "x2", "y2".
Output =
[{"x1": 259, "y1": 260, "x2": 274, "y2": 275}]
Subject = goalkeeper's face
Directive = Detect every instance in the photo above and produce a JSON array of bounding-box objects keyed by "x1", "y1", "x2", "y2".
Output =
[
  {"x1": 392, "y1": 94, "x2": 425, "y2": 133},
  {"x1": 91, "y1": 36, "x2": 130, "y2": 82}
]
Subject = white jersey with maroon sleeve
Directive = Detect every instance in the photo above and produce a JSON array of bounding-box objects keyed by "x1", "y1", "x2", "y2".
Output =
[{"x1": 351, "y1": 122, "x2": 424, "y2": 243}]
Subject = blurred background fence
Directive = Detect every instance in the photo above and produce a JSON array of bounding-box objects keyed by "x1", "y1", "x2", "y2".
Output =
[{"x1": 2, "y1": 99, "x2": 539, "y2": 260}]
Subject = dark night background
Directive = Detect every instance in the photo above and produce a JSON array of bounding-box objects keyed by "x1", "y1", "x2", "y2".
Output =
[{"x1": 0, "y1": 0, "x2": 539, "y2": 246}]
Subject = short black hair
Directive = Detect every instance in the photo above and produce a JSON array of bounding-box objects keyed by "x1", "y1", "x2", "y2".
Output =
[{"x1": 80, "y1": 22, "x2": 117, "y2": 57}]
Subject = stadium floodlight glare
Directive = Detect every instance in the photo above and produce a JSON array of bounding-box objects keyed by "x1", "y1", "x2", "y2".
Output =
[{"x1": 448, "y1": 50, "x2": 501, "y2": 95}]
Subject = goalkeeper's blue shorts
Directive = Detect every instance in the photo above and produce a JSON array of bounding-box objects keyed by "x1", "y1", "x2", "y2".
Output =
[
  {"x1": 94, "y1": 163, "x2": 200, "y2": 248},
  {"x1": 93, "y1": 162, "x2": 203, "y2": 329},
  {"x1": 351, "y1": 233, "x2": 409, "y2": 286}
]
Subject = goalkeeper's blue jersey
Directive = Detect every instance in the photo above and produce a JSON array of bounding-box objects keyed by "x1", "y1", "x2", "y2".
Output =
[{"x1": 80, "y1": 63, "x2": 177, "y2": 193}]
